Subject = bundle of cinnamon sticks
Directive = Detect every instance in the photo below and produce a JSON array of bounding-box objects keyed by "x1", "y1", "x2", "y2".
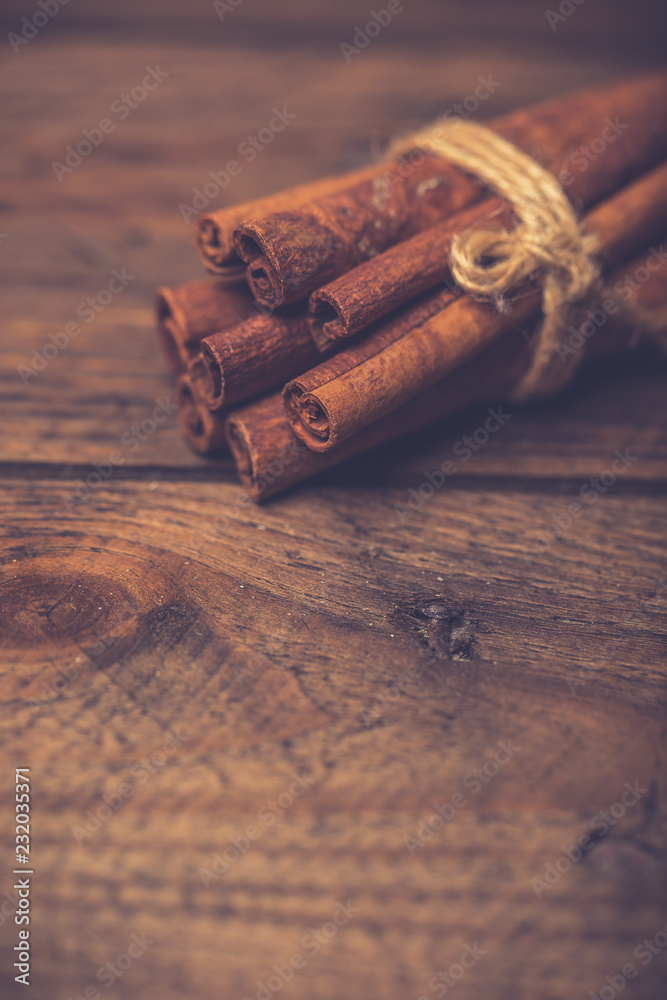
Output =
[{"x1": 156, "y1": 72, "x2": 667, "y2": 500}]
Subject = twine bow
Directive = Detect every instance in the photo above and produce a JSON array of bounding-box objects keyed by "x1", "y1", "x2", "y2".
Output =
[{"x1": 390, "y1": 120, "x2": 601, "y2": 400}]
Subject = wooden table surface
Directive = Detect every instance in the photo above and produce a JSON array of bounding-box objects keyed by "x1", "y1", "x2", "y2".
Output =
[{"x1": 1, "y1": 2, "x2": 666, "y2": 998}]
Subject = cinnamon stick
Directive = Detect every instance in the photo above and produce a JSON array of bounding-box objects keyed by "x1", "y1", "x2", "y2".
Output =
[
  {"x1": 177, "y1": 362, "x2": 226, "y2": 455},
  {"x1": 234, "y1": 72, "x2": 667, "y2": 309},
  {"x1": 226, "y1": 249, "x2": 666, "y2": 502},
  {"x1": 284, "y1": 161, "x2": 667, "y2": 452},
  {"x1": 156, "y1": 279, "x2": 254, "y2": 375},
  {"x1": 199, "y1": 307, "x2": 323, "y2": 411},
  {"x1": 309, "y1": 198, "x2": 511, "y2": 349},
  {"x1": 195, "y1": 164, "x2": 381, "y2": 276}
]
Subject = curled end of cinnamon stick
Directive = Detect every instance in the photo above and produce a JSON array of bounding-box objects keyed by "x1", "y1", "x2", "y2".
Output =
[
  {"x1": 235, "y1": 210, "x2": 339, "y2": 308},
  {"x1": 234, "y1": 225, "x2": 284, "y2": 307},
  {"x1": 199, "y1": 341, "x2": 226, "y2": 410},
  {"x1": 195, "y1": 215, "x2": 246, "y2": 277},
  {"x1": 308, "y1": 290, "x2": 347, "y2": 351},
  {"x1": 283, "y1": 382, "x2": 334, "y2": 452},
  {"x1": 177, "y1": 370, "x2": 227, "y2": 456}
]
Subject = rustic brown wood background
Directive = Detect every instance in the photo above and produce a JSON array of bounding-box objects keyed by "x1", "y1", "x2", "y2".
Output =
[{"x1": 1, "y1": 1, "x2": 666, "y2": 998}]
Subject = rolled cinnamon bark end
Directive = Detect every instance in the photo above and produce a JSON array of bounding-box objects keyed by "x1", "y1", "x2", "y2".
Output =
[
  {"x1": 234, "y1": 209, "x2": 347, "y2": 309},
  {"x1": 194, "y1": 216, "x2": 246, "y2": 277},
  {"x1": 308, "y1": 292, "x2": 347, "y2": 351},
  {"x1": 177, "y1": 367, "x2": 227, "y2": 456},
  {"x1": 199, "y1": 309, "x2": 323, "y2": 413},
  {"x1": 233, "y1": 226, "x2": 286, "y2": 308},
  {"x1": 155, "y1": 279, "x2": 254, "y2": 375},
  {"x1": 199, "y1": 341, "x2": 225, "y2": 410},
  {"x1": 283, "y1": 384, "x2": 333, "y2": 451}
]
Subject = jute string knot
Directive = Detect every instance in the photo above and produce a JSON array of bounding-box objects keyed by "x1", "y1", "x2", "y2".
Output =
[{"x1": 389, "y1": 120, "x2": 602, "y2": 400}]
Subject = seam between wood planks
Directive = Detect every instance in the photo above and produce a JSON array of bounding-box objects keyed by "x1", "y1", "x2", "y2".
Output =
[{"x1": 0, "y1": 462, "x2": 666, "y2": 495}]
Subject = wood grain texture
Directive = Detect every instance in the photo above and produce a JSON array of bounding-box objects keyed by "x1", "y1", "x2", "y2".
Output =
[{"x1": 0, "y1": 2, "x2": 666, "y2": 999}]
